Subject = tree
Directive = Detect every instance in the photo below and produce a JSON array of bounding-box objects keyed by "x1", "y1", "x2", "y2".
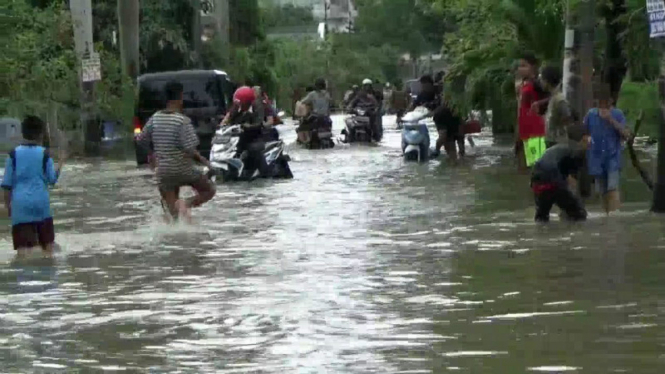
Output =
[{"x1": 354, "y1": 0, "x2": 448, "y2": 57}]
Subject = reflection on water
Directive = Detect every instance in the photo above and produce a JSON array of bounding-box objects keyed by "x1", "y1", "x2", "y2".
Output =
[{"x1": 0, "y1": 116, "x2": 663, "y2": 372}]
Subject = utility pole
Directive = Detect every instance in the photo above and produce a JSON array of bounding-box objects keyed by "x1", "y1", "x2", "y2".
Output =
[
  {"x1": 647, "y1": 0, "x2": 665, "y2": 212},
  {"x1": 324, "y1": 0, "x2": 331, "y2": 75},
  {"x1": 70, "y1": 0, "x2": 101, "y2": 156},
  {"x1": 117, "y1": 0, "x2": 140, "y2": 79},
  {"x1": 216, "y1": 0, "x2": 230, "y2": 45},
  {"x1": 562, "y1": 0, "x2": 595, "y2": 198},
  {"x1": 192, "y1": 0, "x2": 203, "y2": 68}
]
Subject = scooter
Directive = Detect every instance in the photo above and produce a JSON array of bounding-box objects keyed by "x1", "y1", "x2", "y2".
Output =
[
  {"x1": 400, "y1": 107, "x2": 431, "y2": 162},
  {"x1": 298, "y1": 115, "x2": 334, "y2": 149},
  {"x1": 342, "y1": 108, "x2": 374, "y2": 143},
  {"x1": 208, "y1": 124, "x2": 293, "y2": 181}
]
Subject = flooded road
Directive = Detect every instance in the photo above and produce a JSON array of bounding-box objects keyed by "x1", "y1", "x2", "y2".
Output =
[{"x1": 1, "y1": 115, "x2": 664, "y2": 373}]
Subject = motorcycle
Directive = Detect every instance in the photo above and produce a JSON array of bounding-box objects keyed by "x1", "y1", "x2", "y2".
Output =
[
  {"x1": 298, "y1": 115, "x2": 334, "y2": 149},
  {"x1": 400, "y1": 107, "x2": 431, "y2": 162},
  {"x1": 342, "y1": 108, "x2": 374, "y2": 143},
  {"x1": 208, "y1": 124, "x2": 293, "y2": 181}
]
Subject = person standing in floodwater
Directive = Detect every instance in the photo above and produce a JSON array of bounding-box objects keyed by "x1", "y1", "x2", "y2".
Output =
[
  {"x1": 516, "y1": 52, "x2": 547, "y2": 171},
  {"x1": 583, "y1": 85, "x2": 631, "y2": 215},
  {"x1": 137, "y1": 81, "x2": 216, "y2": 222},
  {"x1": 2, "y1": 116, "x2": 66, "y2": 258}
]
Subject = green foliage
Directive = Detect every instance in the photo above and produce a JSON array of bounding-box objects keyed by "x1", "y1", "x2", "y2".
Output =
[
  {"x1": 617, "y1": 0, "x2": 661, "y2": 81},
  {"x1": 1, "y1": 0, "x2": 80, "y2": 128},
  {"x1": 354, "y1": 0, "x2": 448, "y2": 56},
  {"x1": 230, "y1": 0, "x2": 265, "y2": 46},
  {"x1": 616, "y1": 81, "x2": 660, "y2": 139},
  {"x1": 261, "y1": 4, "x2": 315, "y2": 29}
]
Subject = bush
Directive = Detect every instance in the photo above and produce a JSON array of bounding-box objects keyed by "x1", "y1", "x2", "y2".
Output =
[{"x1": 616, "y1": 81, "x2": 660, "y2": 139}]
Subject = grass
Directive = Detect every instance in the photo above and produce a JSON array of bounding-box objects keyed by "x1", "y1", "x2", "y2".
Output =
[{"x1": 616, "y1": 81, "x2": 661, "y2": 140}]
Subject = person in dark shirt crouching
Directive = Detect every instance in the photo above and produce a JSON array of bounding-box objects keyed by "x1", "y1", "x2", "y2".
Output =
[{"x1": 530, "y1": 128, "x2": 588, "y2": 223}]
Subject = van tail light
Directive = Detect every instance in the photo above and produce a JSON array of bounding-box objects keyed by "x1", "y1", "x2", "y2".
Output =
[{"x1": 133, "y1": 116, "x2": 142, "y2": 135}]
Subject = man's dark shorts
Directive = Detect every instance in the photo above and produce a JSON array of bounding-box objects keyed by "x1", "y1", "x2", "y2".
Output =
[
  {"x1": 435, "y1": 120, "x2": 463, "y2": 141},
  {"x1": 12, "y1": 217, "x2": 55, "y2": 250},
  {"x1": 158, "y1": 172, "x2": 213, "y2": 195}
]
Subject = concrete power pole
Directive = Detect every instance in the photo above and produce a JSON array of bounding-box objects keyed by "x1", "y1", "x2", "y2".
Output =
[
  {"x1": 192, "y1": 0, "x2": 203, "y2": 68},
  {"x1": 117, "y1": 0, "x2": 140, "y2": 79},
  {"x1": 215, "y1": 0, "x2": 230, "y2": 45},
  {"x1": 70, "y1": 0, "x2": 101, "y2": 156},
  {"x1": 562, "y1": 0, "x2": 595, "y2": 198}
]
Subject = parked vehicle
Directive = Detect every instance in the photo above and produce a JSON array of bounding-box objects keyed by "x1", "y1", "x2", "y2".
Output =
[{"x1": 133, "y1": 70, "x2": 236, "y2": 166}]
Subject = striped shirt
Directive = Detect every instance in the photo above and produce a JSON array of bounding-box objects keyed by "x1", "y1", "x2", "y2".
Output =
[{"x1": 138, "y1": 110, "x2": 200, "y2": 183}]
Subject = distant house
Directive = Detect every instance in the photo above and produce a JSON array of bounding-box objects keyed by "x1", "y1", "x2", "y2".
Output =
[
  {"x1": 266, "y1": 25, "x2": 321, "y2": 40},
  {"x1": 261, "y1": 0, "x2": 357, "y2": 37}
]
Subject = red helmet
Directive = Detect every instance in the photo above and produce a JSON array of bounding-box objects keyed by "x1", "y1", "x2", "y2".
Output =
[{"x1": 233, "y1": 86, "x2": 256, "y2": 107}]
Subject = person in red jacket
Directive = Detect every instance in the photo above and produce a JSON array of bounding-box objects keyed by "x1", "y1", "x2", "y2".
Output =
[{"x1": 515, "y1": 52, "x2": 547, "y2": 171}]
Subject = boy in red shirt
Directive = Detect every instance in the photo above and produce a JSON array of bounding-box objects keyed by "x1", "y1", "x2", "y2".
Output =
[{"x1": 516, "y1": 53, "x2": 547, "y2": 171}]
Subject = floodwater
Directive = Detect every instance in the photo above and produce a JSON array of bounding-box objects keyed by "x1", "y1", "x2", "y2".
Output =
[{"x1": 0, "y1": 115, "x2": 663, "y2": 373}]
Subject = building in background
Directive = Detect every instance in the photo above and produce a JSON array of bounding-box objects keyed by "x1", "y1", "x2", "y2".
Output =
[{"x1": 260, "y1": 0, "x2": 357, "y2": 34}]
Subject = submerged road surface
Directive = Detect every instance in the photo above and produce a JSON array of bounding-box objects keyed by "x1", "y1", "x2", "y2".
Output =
[{"x1": 0, "y1": 115, "x2": 664, "y2": 373}]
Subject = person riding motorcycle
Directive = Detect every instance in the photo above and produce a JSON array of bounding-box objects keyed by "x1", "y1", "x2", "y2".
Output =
[
  {"x1": 218, "y1": 86, "x2": 272, "y2": 176},
  {"x1": 297, "y1": 78, "x2": 333, "y2": 144},
  {"x1": 343, "y1": 85, "x2": 359, "y2": 108},
  {"x1": 346, "y1": 79, "x2": 380, "y2": 140}
]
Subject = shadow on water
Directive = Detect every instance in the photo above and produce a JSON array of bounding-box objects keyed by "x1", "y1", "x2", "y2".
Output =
[{"x1": 0, "y1": 115, "x2": 663, "y2": 372}]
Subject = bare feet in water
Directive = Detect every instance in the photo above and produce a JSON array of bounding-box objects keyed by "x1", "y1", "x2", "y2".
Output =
[{"x1": 175, "y1": 199, "x2": 193, "y2": 224}]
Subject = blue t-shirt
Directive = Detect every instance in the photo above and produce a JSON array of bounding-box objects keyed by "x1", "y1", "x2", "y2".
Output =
[
  {"x1": 1, "y1": 144, "x2": 60, "y2": 225},
  {"x1": 584, "y1": 108, "x2": 626, "y2": 176}
]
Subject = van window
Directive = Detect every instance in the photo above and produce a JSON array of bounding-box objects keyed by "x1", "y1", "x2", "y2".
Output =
[{"x1": 138, "y1": 76, "x2": 224, "y2": 110}]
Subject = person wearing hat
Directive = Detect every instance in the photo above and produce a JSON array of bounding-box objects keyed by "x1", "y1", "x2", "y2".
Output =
[{"x1": 346, "y1": 79, "x2": 380, "y2": 139}]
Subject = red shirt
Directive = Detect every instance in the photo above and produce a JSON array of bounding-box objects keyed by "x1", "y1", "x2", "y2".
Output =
[{"x1": 518, "y1": 80, "x2": 545, "y2": 140}]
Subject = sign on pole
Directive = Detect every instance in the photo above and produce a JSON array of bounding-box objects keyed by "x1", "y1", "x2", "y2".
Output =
[
  {"x1": 201, "y1": 0, "x2": 214, "y2": 16},
  {"x1": 82, "y1": 52, "x2": 102, "y2": 82},
  {"x1": 647, "y1": 0, "x2": 665, "y2": 38}
]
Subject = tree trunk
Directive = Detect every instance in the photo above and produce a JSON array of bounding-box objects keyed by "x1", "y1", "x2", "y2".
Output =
[
  {"x1": 563, "y1": 0, "x2": 595, "y2": 198},
  {"x1": 601, "y1": 0, "x2": 628, "y2": 102},
  {"x1": 653, "y1": 55, "x2": 665, "y2": 212}
]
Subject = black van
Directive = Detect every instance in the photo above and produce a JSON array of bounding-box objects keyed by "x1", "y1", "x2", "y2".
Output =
[{"x1": 133, "y1": 70, "x2": 237, "y2": 165}]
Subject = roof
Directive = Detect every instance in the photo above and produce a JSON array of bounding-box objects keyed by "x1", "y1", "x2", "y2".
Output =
[{"x1": 138, "y1": 69, "x2": 228, "y2": 82}]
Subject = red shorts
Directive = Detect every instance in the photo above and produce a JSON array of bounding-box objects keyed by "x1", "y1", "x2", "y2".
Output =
[{"x1": 12, "y1": 218, "x2": 55, "y2": 250}]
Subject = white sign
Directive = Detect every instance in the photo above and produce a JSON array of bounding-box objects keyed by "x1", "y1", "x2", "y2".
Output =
[
  {"x1": 82, "y1": 53, "x2": 101, "y2": 82},
  {"x1": 647, "y1": 0, "x2": 665, "y2": 38}
]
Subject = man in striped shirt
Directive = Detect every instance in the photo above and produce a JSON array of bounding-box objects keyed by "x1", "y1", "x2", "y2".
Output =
[{"x1": 137, "y1": 81, "x2": 216, "y2": 221}]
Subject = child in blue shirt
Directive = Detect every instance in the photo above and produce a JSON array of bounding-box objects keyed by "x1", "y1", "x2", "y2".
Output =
[
  {"x1": 2, "y1": 116, "x2": 65, "y2": 257},
  {"x1": 583, "y1": 86, "x2": 631, "y2": 214}
]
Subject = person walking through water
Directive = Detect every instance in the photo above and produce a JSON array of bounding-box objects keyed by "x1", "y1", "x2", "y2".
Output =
[
  {"x1": 2, "y1": 116, "x2": 66, "y2": 258},
  {"x1": 583, "y1": 85, "x2": 631, "y2": 215},
  {"x1": 516, "y1": 52, "x2": 547, "y2": 172},
  {"x1": 137, "y1": 81, "x2": 216, "y2": 223}
]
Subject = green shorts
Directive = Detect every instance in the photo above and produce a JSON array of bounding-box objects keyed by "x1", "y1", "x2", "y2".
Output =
[{"x1": 524, "y1": 137, "x2": 547, "y2": 167}]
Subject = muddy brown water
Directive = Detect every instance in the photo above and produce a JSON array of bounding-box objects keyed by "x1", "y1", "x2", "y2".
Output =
[{"x1": 0, "y1": 115, "x2": 663, "y2": 373}]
